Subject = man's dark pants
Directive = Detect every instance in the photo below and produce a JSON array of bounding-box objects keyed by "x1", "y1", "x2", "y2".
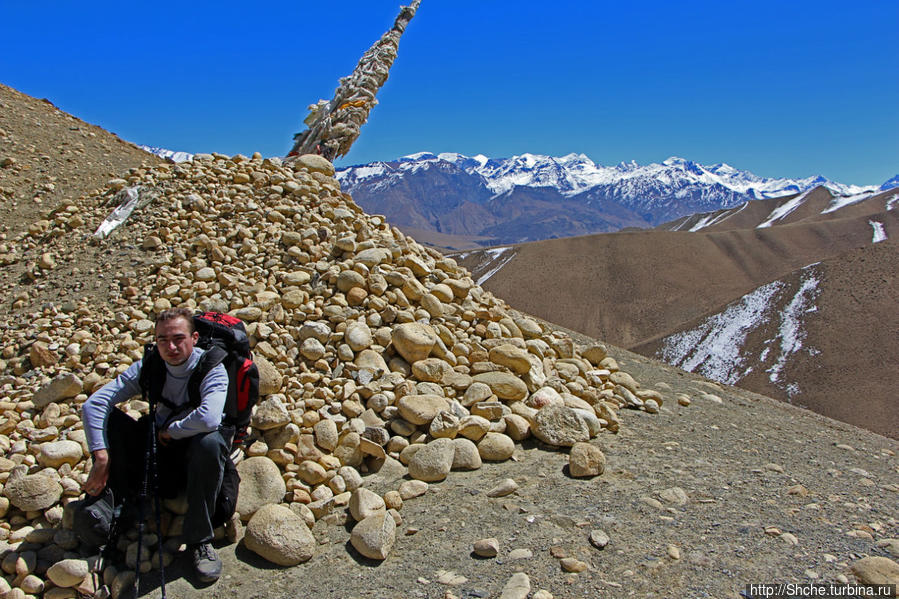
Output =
[{"x1": 105, "y1": 409, "x2": 229, "y2": 545}]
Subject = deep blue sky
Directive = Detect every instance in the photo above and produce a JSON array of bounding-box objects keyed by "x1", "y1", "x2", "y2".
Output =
[{"x1": 3, "y1": 1, "x2": 896, "y2": 185}]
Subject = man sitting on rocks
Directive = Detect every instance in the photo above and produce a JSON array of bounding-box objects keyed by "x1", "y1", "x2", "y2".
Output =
[{"x1": 80, "y1": 307, "x2": 230, "y2": 583}]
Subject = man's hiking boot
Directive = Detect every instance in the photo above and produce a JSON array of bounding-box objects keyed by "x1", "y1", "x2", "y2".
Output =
[{"x1": 190, "y1": 542, "x2": 222, "y2": 583}]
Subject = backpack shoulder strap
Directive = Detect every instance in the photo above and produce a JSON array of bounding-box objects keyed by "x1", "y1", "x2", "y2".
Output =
[
  {"x1": 186, "y1": 346, "x2": 227, "y2": 408},
  {"x1": 139, "y1": 344, "x2": 165, "y2": 402}
]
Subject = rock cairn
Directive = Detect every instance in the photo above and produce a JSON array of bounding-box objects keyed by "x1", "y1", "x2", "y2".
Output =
[
  {"x1": 288, "y1": 1, "x2": 421, "y2": 161},
  {"x1": 0, "y1": 151, "x2": 661, "y2": 597}
]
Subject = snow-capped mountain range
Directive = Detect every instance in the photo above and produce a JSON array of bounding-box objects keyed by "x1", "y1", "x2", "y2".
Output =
[
  {"x1": 335, "y1": 152, "x2": 895, "y2": 244},
  {"x1": 139, "y1": 145, "x2": 896, "y2": 245},
  {"x1": 338, "y1": 151, "x2": 881, "y2": 201}
]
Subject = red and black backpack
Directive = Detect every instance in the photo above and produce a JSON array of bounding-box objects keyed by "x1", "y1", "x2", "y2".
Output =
[{"x1": 140, "y1": 311, "x2": 260, "y2": 449}]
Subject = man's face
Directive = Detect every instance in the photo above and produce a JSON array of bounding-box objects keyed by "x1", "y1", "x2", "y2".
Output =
[{"x1": 154, "y1": 317, "x2": 198, "y2": 366}]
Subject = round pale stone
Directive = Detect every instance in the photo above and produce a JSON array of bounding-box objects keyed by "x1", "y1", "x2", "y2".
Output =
[
  {"x1": 533, "y1": 405, "x2": 590, "y2": 447},
  {"x1": 355, "y1": 349, "x2": 389, "y2": 372},
  {"x1": 348, "y1": 488, "x2": 386, "y2": 522},
  {"x1": 251, "y1": 396, "x2": 290, "y2": 430},
  {"x1": 478, "y1": 433, "x2": 515, "y2": 461},
  {"x1": 411, "y1": 358, "x2": 450, "y2": 383},
  {"x1": 5, "y1": 469, "x2": 63, "y2": 511},
  {"x1": 255, "y1": 355, "x2": 283, "y2": 395},
  {"x1": 527, "y1": 386, "x2": 564, "y2": 410},
  {"x1": 47, "y1": 559, "x2": 90, "y2": 588},
  {"x1": 488, "y1": 345, "x2": 531, "y2": 375},
  {"x1": 195, "y1": 267, "x2": 216, "y2": 281},
  {"x1": 33, "y1": 373, "x2": 83, "y2": 408},
  {"x1": 451, "y1": 438, "x2": 482, "y2": 470},
  {"x1": 569, "y1": 442, "x2": 605, "y2": 478},
  {"x1": 474, "y1": 537, "x2": 499, "y2": 557},
  {"x1": 350, "y1": 512, "x2": 396, "y2": 560},
  {"x1": 472, "y1": 372, "x2": 528, "y2": 401},
  {"x1": 500, "y1": 573, "x2": 531, "y2": 599},
  {"x1": 429, "y1": 411, "x2": 460, "y2": 439},
  {"x1": 397, "y1": 394, "x2": 449, "y2": 425},
  {"x1": 245, "y1": 504, "x2": 315, "y2": 566},
  {"x1": 581, "y1": 344, "x2": 608, "y2": 365},
  {"x1": 408, "y1": 438, "x2": 455, "y2": 482},
  {"x1": 236, "y1": 457, "x2": 287, "y2": 521},
  {"x1": 38, "y1": 440, "x2": 83, "y2": 468},
  {"x1": 398, "y1": 480, "x2": 429, "y2": 500},
  {"x1": 345, "y1": 322, "x2": 373, "y2": 351},
  {"x1": 294, "y1": 154, "x2": 335, "y2": 176},
  {"x1": 458, "y1": 415, "x2": 491, "y2": 441},
  {"x1": 391, "y1": 323, "x2": 437, "y2": 363},
  {"x1": 850, "y1": 556, "x2": 899, "y2": 584},
  {"x1": 314, "y1": 419, "x2": 339, "y2": 452},
  {"x1": 300, "y1": 337, "x2": 326, "y2": 360},
  {"x1": 503, "y1": 414, "x2": 531, "y2": 440}
]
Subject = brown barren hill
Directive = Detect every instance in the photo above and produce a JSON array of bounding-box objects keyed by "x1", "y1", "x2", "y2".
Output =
[
  {"x1": 632, "y1": 240, "x2": 899, "y2": 438},
  {"x1": 455, "y1": 198, "x2": 898, "y2": 438},
  {"x1": 0, "y1": 82, "x2": 161, "y2": 234},
  {"x1": 0, "y1": 82, "x2": 162, "y2": 310}
]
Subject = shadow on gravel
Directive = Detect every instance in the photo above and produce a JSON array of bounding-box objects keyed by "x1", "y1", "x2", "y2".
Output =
[
  {"x1": 234, "y1": 542, "x2": 286, "y2": 570},
  {"x1": 130, "y1": 550, "x2": 214, "y2": 597},
  {"x1": 344, "y1": 539, "x2": 389, "y2": 567}
]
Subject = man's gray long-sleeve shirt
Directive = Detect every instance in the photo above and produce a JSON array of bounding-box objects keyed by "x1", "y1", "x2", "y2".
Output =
[{"x1": 82, "y1": 347, "x2": 228, "y2": 453}]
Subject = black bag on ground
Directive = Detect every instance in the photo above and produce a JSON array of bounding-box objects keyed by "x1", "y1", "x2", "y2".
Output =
[{"x1": 72, "y1": 488, "x2": 117, "y2": 549}]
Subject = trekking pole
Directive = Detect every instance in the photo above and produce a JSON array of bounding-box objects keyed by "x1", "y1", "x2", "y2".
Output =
[
  {"x1": 135, "y1": 391, "x2": 167, "y2": 598},
  {"x1": 149, "y1": 396, "x2": 167, "y2": 599}
]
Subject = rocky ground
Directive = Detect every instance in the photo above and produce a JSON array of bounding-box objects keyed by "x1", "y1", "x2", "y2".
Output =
[
  {"x1": 167, "y1": 340, "x2": 898, "y2": 599},
  {"x1": 0, "y1": 84, "x2": 895, "y2": 599}
]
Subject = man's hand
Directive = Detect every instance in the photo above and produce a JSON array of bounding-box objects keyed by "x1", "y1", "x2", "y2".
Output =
[
  {"x1": 158, "y1": 429, "x2": 173, "y2": 446},
  {"x1": 82, "y1": 449, "x2": 109, "y2": 496}
]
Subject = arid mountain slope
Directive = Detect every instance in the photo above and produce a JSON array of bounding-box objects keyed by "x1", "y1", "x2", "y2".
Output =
[
  {"x1": 454, "y1": 198, "x2": 898, "y2": 437},
  {"x1": 0, "y1": 83, "x2": 161, "y2": 236},
  {"x1": 632, "y1": 241, "x2": 899, "y2": 438},
  {"x1": 455, "y1": 205, "x2": 898, "y2": 348}
]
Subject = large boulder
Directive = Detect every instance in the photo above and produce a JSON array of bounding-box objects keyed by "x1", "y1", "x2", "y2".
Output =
[
  {"x1": 397, "y1": 394, "x2": 449, "y2": 426},
  {"x1": 254, "y1": 355, "x2": 283, "y2": 395},
  {"x1": 236, "y1": 457, "x2": 286, "y2": 521},
  {"x1": 244, "y1": 504, "x2": 315, "y2": 566},
  {"x1": 532, "y1": 405, "x2": 590, "y2": 447},
  {"x1": 472, "y1": 372, "x2": 528, "y2": 401},
  {"x1": 350, "y1": 512, "x2": 396, "y2": 560},
  {"x1": 408, "y1": 438, "x2": 455, "y2": 482},
  {"x1": 391, "y1": 323, "x2": 437, "y2": 364},
  {"x1": 32, "y1": 373, "x2": 83, "y2": 408},
  {"x1": 4, "y1": 467, "x2": 63, "y2": 511}
]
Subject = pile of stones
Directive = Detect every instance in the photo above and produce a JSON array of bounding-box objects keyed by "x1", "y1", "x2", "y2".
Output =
[{"x1": 0, "y1": 152, "x2": 664, "y2": 598}]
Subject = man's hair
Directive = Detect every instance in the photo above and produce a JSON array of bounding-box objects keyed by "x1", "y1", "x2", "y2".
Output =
[{"x1": 155, "y1": 307, "x2": 196, "y2": 333}]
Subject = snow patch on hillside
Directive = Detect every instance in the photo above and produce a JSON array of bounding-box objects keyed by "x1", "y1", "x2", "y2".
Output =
[
  {"x1": 657, "y1": 264, "x2": 823, "y2": 398},
  {"x1": 658, "y1": 280, "x2": 784, "y2": 384},
  {"x1": 764, "y1": 266, "x2": 821, "y2": 397},
  {"x1": 476, "y1": 247, "x2": 516, "y2": 286},
  {"x1": 757, "y1": 189, "x2": 813, "y2": 228},
  {"x1": 822, "y1": 190, "x2": 879, "y2": 214},
  {"x1": 869, "y1": 220, "x2": 887, "y2": 243}
]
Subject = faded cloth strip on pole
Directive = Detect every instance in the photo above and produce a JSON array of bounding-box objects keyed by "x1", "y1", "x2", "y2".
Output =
[{"x1": 288, "y1": 0, "x2": 421, "y2": 162}]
